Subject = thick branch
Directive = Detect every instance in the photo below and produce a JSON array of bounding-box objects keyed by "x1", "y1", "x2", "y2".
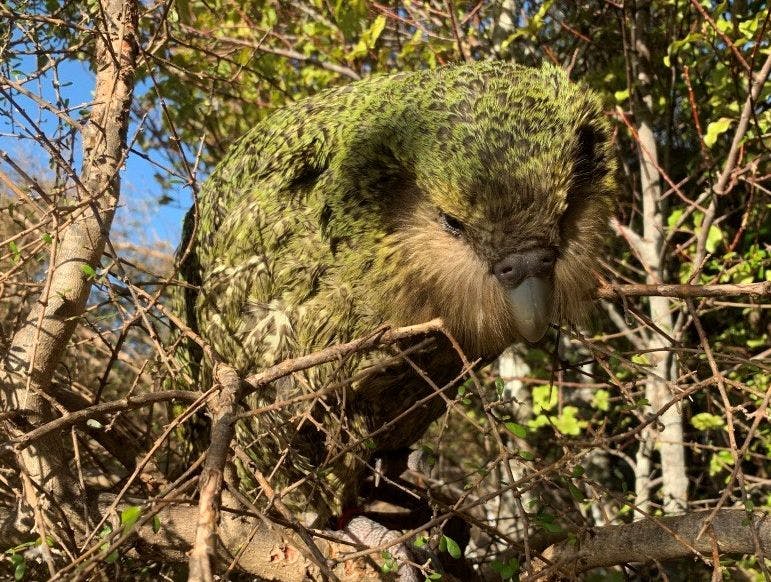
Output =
[
  {"x1": 2, "y1": 503, "x2": 766, "y2": 580},
  {"x1": 540, "y1": 509, "x2": 770, "y2": 575},
  {"x1": 0, "y1": 0, "x2": 139, "y2": 529}
]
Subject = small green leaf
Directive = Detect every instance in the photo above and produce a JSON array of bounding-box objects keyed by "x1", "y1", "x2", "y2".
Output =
[
  {"x1": 81, "y1": 264, "x2": 96, "y2": 278},
  {"x1": 491, "y1": 557, "x2": 520, "y2": 579},
  {"x1": 614, "y1": 89, "x2": 629, "y2": 103},
  {"x1": 568, "y1": 482, "x2": 585, "y2": 502},
  {"x1": 42, "y1": 233, "x2": 53, "y2": 244},
  {"x1": 705, "y1": 225, "x2": 723, "y2": 254},
  {"x1": 9, "y1": 240, "x2": 20, "y2": 261},
  {"x1": 704, "y1": 117, "x2": 732, "y2": 147},
  {"x1": 667, "y1": 208, "x2": 684, "y2": 229},
  {"x1": 592, "y1": 389, "x2": 610, "y2": 412},
  {"x1": 441, "y1": 535, "x2": 461, "y2": 559},
  {"x1": 631, "y1": 354, "x2": 651, "y2": 366},
  {"x1": 491, "y1": 558, "x2": 519, "y2": 580},
  {"x1": 152, "y1": 514, "x2": 161, "y2": 533},
  {"x1": 380, "y1": 550, "x2": 397, "y2": 573},
  {"x1": 518, "y1": 450, "x2": 535, "y2": 461},
  {"x1": 368, "y1": 15, "x2": 387, "y2": 46},
  {"x1": 532, "y1": 385, "x2": 557, "y2": 413},
  {"x1": 413, "y1": 535, "x2": 427, "y2": 548},
  {"x1": 572, "y1": 465, "x2": 585, "y2": 477},
  {"x1": 120, "y1": 505, "x2": 142, "y2": 531},
  {"x1": 552, "y1": 406, "x2": 586, "y2": 436},
  {"x1": 540, "y1": 520, "x2": 563, "y2": 533},
  {"x1": 690, "y1": 412, "x2": 725, "y2": 431},
  {"x1": 505, "y1": 422, "x2": 527, "y2": 438},
  {"x1": 709, "y1": 450, "x2": 734, "y2": 476}
]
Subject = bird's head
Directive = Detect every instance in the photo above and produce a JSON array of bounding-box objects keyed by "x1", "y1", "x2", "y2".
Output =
[{"x1": 330, "y1": 64, "x2": 617, "y2": 358}]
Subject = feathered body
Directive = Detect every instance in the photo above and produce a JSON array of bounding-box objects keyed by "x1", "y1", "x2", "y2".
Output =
[{"x1": 176, "y1": 62, "x2": 616, "y2": 524}]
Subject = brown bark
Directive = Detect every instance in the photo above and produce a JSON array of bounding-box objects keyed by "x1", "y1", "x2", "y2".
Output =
[
  {"x1": 0, "y1": 0, "x2": 139, "y2": 538},
  {"x1": 539, "y1": 509, "x2": 770, "y2": 575}
]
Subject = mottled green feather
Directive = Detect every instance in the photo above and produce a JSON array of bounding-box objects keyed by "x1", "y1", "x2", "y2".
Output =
[{"x1": 172, "y1": 62, "x2": 617, "y2": 524}]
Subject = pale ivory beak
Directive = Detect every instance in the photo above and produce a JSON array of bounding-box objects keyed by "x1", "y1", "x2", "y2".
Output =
[{"x1": 507, "y1": 276, "x2": 553, "y2": 343}]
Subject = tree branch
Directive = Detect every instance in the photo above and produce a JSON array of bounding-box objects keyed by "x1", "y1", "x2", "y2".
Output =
[
  {"x1": 597, "y1": 281, "x2": 770, "y2": 300},
  {"x1": 538, "y1": 509, "x2": 770, "y2": 575},
  {"x1": 0, "y1": 0, "x2": 139, "y2": 538}
]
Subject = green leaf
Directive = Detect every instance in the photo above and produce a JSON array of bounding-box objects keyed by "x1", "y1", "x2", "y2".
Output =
[
  {"x1": 667, "y1": 208, "x2": 684, "y2": 229},
  {"x1": 539, "y1": 520, "x2": 563, "y2": 533},
  {"x1": 413, "y1": 535, "x2": 427, "y2": 548},
  {"x1": 9, "y1": 240, "x2": 20, "y2": 261},
  {"x1": 532, "y1": 385, "x2": 557, "y2": 413},
  {"x1": 572, "y1": 465, "x2": 585, "y2": 477},
  {"x1": 505, "y1": 422, "x2": 527, "y2": 438},
  {"x1": 81, "y1": 264, "x2": 96, "y2": 278},
  {"x1": 491, "y1": 557, "x2": 519, "y2": 579},
  {"x1": 441, "y1": 535, "x2": 462, "y2": 559},
  {"x1": 690, "y1": 412, "x2": 725, "y2": 431},
  {"x1": 368, "y1": 15, "x2": 387, "y2": 46},
  {"x1": 705, "y1": 225, "x2": 723, "y2": 254},
  {"x1": 704, "y1": 117, "x2": 732, "y2": 147},
  {"x1": 592, "y1": 389, "x2": 610, "y2": 412},
  {"x1": 709, "y1": 450, "x2": 734, "y2": 476},
  {"x1": 631, "y1": 354, "x2": 651, "y2": 366},
  {"x1": 552, "y1": 407, "x2": 585, "y2": 436},
  {"x1": 120, "y1": 505, "x2": 142, "y2": 531},
  {"x1": 568, "y1": 482, "x2": 585, "y2": 502},
  {"x1": 518, "y1": 450, "x2": 535, "y2": 461},
  {"x1": 613, "y1": 89, "x2": 629, "y2": 103},
  {"x1": 380, "y1": 550, "x2": 397, "y2": 573},
  {"x1": 152, "y1": 514, "x2": 161, "y2": 533}
]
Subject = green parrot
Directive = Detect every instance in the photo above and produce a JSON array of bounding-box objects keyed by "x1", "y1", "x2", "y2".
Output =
[{"x1": 174, "y1": 61, "x2": 616, "y2": 529}]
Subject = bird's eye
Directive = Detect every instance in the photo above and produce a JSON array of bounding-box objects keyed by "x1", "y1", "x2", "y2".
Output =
[{"x1": 440, "y1": 213, "x2": 464, "y2": 236}]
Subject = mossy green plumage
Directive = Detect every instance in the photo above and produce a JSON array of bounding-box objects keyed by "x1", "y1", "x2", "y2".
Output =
[{"x1": 174, "y1": 62, "x2": 616, "y2": 524}]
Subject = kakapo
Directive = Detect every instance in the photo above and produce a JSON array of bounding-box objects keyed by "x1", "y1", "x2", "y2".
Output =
[{"x1": 174, "y1": 62, "x2": 616, "y2": 527}]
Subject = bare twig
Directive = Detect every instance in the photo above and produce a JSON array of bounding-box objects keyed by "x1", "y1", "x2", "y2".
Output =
[{"x1": 597, "y1": 281, "x2": 771, "y2": 300}]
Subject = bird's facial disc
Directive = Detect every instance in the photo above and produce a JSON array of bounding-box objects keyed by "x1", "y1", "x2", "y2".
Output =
[
  {"x1": 506, "y1": 277, "x2": 553, "y2": 343},
  {"x1": 492, "y1": 247, "x2": 556, "y2": 343}
]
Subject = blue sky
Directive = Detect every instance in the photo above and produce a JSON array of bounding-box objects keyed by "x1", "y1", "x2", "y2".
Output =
[{"x1": 1, "y1": 57, "x2": 192, "y2": 250}]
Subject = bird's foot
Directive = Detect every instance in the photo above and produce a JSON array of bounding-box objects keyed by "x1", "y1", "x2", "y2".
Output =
[{"x1": 335, "y1": 515, "x2": 422, "y2": 582}]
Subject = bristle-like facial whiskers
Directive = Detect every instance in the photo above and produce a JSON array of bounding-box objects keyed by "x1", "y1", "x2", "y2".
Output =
[{"x1": 379, "y1": 220, "x2": 518, "y2": 357}]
